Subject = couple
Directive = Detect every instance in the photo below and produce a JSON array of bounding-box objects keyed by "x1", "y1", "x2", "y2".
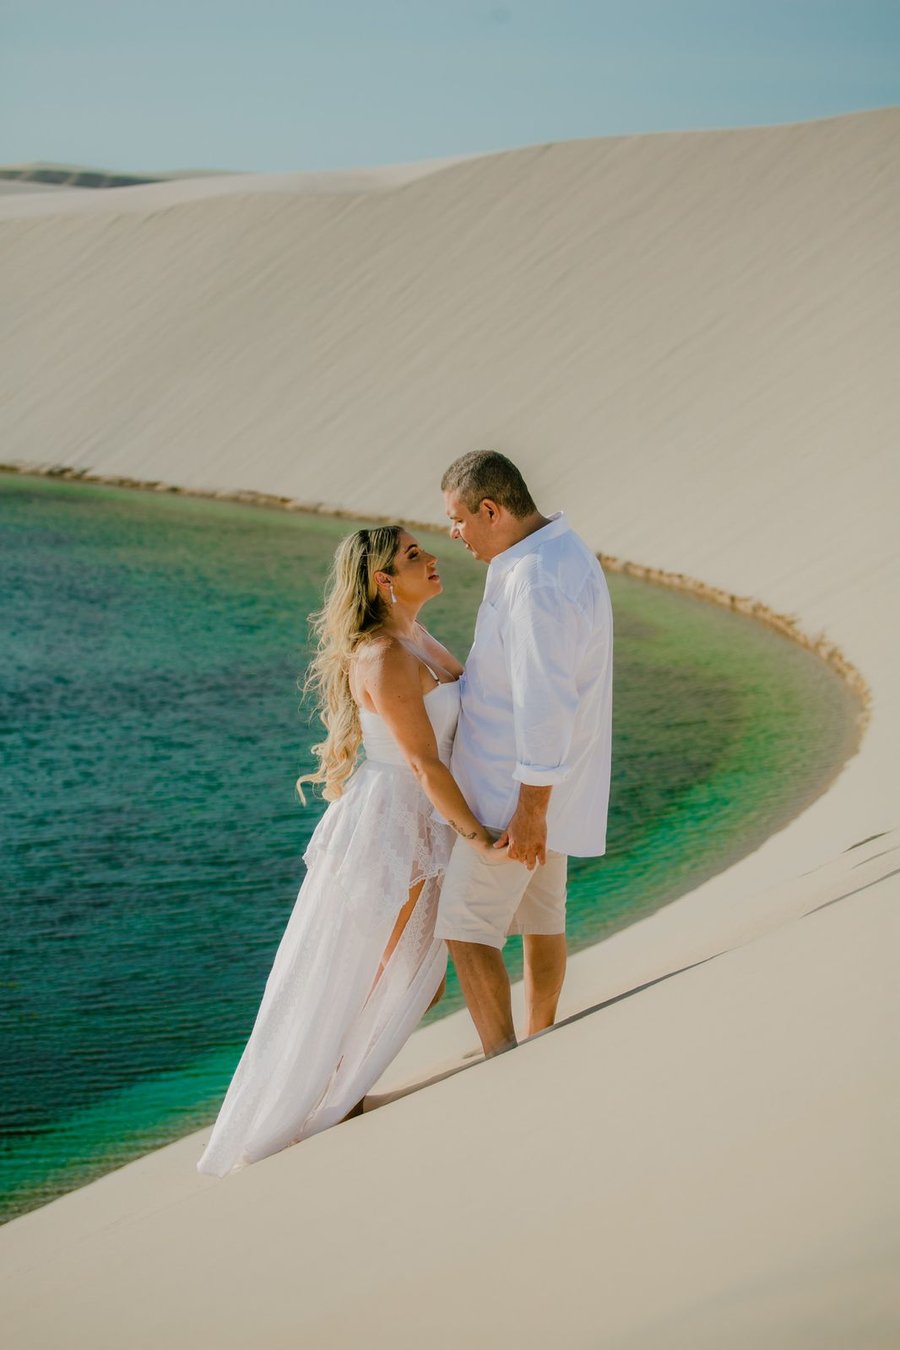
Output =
[{"x1": 197, "y1": 451, "x2": 612, "y2": 1178}]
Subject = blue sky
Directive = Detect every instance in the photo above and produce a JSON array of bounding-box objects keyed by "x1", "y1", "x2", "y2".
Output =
[{"x1": 2, "y1": 1, "x2": 899, "y2": 172}]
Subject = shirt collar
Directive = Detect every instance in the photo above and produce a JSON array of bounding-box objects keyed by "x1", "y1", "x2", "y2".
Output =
[{"x1": 487, "y1": 511, "x2": 569, "y2": 579}]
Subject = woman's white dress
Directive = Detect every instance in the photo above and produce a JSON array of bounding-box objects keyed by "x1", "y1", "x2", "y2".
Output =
[{"x1": 197, "y1": 678, "x2": 459, "y2": 1177}]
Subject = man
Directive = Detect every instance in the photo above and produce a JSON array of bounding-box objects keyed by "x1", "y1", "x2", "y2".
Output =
[{"x1": 435, "y1": 450, "x2": 613, "y2": 1056}]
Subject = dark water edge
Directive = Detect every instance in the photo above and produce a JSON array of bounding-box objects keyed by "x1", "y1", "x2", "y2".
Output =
[{"x1": 0, "y1": 473, "x2": 863, "y2": 1222}]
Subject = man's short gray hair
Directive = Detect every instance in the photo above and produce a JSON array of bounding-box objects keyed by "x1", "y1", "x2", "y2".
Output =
[{"x1": 441, "y1": 450, "x2": 537, "y2": 518}]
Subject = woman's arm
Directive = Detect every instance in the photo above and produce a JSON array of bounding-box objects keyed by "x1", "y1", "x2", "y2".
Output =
[{"x1": 363, "y1": 641, "x2": 493, "y2": 853}]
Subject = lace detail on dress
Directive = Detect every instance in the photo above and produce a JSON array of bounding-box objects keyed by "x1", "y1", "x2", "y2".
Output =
[
  {"x1": 302, "y1": 680, "x2": 458, "y2": 929},
  {"x1": 302, "y1": 761, "x2": 455, "y2": 930}
]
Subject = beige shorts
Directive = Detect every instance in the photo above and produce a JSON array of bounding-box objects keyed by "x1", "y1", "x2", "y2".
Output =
[{"x1": 434, "y1": 837, "x2": 568, "y2": 950}]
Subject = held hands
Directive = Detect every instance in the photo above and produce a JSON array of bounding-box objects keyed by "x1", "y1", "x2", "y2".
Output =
[
  {"x1": 466, "y1": 786, "x2": 551, "y2": 869},
  {"x1": 472, "y1": 829, "x2": 503, "y2": 859},
  {"x1": 493, "y1": 797, "x2": 548, "y2": 871}
]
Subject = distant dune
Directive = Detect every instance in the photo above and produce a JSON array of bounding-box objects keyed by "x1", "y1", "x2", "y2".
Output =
[
  {"x1": 1, "y1": 109, "x2": 897, "y2": 1348},
  {"x1": 0, "y1": 162, "x2": 240, "y2": 189},
  {"x1": 0, "y1": 153, "x2": 487, "y2": 216},
  {"x1": 0, "y1": 163, "x2": 168, "y2": 190}
]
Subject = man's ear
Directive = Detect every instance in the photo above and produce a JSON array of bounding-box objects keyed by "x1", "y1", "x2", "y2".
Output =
[{"x1": 481, "y1": 498, "x2": 501, "y2": 522}]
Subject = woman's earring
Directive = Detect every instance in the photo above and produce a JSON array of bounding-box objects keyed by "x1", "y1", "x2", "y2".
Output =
[{"x1": 389, "y1": 583, "x2": 397, "y2": 605}]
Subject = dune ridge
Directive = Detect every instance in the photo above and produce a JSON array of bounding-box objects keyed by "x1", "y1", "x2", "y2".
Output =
[
  {"x1": 0, "y1": 152, "x2": 487, "y2": 216},
  {"x1": 1, "y1": 108, "x2": 897, "y2": 1347}
]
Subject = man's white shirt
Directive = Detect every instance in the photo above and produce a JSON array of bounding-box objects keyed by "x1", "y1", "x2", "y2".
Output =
[{"x1": 451, "y1": 512, "x2": 613, "y2": 858}]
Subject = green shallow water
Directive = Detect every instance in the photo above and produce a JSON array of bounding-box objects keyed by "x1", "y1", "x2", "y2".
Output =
[{"x1": 0, "y1": 474, "x2": 861, "y2": 1221}]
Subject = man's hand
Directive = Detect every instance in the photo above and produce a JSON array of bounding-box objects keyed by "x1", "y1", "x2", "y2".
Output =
[{"x1": 494, "y1": 784, "x2": 552, "y2": 870}]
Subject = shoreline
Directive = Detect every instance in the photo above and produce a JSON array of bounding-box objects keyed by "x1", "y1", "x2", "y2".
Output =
[{"x1": 1, "y1": 462, "x2": 870, "y2": 708}]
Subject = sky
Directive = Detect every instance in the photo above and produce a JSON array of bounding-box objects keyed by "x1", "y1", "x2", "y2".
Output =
[{"x1": 2, "y1": 0, "x2": 899, "y2": 173}]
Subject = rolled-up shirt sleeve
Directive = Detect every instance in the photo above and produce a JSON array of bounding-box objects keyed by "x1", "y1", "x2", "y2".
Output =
[{"x1": 507, "y1": 582, "x2": 583, "y2": 787}]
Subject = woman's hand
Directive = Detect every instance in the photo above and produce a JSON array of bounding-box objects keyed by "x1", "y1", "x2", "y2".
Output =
[{"x1": 469, "y1": 829, "x2": 507, "y2": 859}]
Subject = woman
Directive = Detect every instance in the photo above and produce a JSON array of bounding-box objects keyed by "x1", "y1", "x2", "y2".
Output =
[{"x1": 197, "y1": 524, "x2": 494, "y2": 1177}]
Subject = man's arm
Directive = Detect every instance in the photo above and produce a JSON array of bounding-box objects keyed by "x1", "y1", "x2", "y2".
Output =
[
  {"x1": 496, "y1": 583, "x2": 583, "y2": 869},
  {"x1": 495, "y1": 783, "x2": 553, "y2": 869}
]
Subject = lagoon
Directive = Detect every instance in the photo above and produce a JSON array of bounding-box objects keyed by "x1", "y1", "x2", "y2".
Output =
[{"x1": 0, "y1": 475, "x2": 860, "y2": 1220}]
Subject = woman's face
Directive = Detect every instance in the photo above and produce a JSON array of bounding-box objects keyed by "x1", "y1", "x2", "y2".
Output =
[{"x1": 389, "y1": 531, "x2": 442, "y2": 604}]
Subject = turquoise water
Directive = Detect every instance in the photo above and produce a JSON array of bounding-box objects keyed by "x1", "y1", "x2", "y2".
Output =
[{"x1": 0, "y1": 474, "x2": 860, "y2": 1221}]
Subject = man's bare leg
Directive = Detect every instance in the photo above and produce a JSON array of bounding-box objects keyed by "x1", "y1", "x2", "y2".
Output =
[
  {"x1": 448, "y1": 940, "x2": 517, "y2": 1057},
  {"x1": 523, "y1": 933, "x2": 567, "y2": 1037}
]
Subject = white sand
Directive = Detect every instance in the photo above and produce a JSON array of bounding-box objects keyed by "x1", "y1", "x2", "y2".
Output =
[
  {"x1": 0, "y1": 178, "x2": 73, "y2": 196},
  {"x1": 1, "y1": 108, "x2": 898, "y2": 1347}
]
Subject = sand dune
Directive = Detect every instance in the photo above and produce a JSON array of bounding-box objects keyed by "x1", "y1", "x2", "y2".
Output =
[
  {"x1": 1, "y1": 108, "x2": 898, "y2": 1346},
  {"x1": 0, "y1": 152, "x2": 487, "y2": 217},
  {"x1": 0, "y1": 178, "x2": 74, "y2": 196}
]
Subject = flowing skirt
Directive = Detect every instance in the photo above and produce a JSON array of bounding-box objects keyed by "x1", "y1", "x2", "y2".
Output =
[{"x1": 197, "y1": 759, "x2": 454, "y2": 1177}]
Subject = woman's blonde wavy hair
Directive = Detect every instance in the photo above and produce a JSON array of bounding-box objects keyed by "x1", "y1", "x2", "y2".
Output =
[{"x1": 296, "y1": 525, "x2": 403, "y2": 802}]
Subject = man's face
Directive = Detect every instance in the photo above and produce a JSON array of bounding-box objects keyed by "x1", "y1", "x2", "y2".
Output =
[{"x1": 443, "y1": 489, "x2": 497, "y2": 563}]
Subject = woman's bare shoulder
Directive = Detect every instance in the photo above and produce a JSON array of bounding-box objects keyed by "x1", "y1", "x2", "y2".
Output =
[
  {"x1": 353, "y1": 634, "x2": 419, "y2": 686},
  {"x1": 350, "y1": 636, "x2": 414, "y2": 710}
]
